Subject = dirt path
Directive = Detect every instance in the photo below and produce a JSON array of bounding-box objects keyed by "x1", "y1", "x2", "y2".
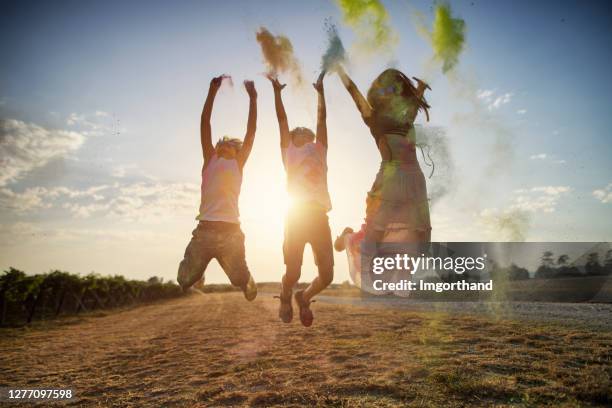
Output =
[
  {"x1": 1, "y1": 292, "x2": 610, "y2": 407},
  {"x1": 313, "y1": 295, "x2": 612, "y2": 331}
]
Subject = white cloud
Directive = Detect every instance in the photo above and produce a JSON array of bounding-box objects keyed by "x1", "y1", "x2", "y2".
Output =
[
  {"x1": 109, "y1": 182, "x2": 199, "y2": 221},
  {"x1": 0, "y1": 185, "x2": 110, "y2": 213},
  {"x1": 491, "y1": 93, "x2": 513, "y2": 109},
  {"x1": 0, "y1": 187, "x2": 52, "y2": 212},
  {"x1": 510, "y1": 185, "x2": 571, "y2": 213},
  {"x1": 476, "y1": 89, "x2": 513, "y2": 111},
  {"x1": 0, "y1": 181, "x2": 199, "y2": 221},
  {"x1": 478, "y1": 186, "x2": 571, "y2": 240},
  {"x1": 593, "y1": 183, "x2": 612, "y2": 204},
  {"x1": 111, "y1": 164, "x2": 137, "y2": 178},
  {"x1": 62, "y1": 201, "x2": 111, "y2": 219},
  {"x1": 0, "y1": 119, "x2": 84, "y2": 187},
  {"x1": 516, "y1": 109, "x2": 527, "y2": 115},
  {"x1": 0, "y1": 222, "x2": 172, "y2": 246},
  {"x1": 529, "y1": 152, "x2": 565, "y2": 164},
  {"x1": 476, "y1": 89, "x2": 494, "y2": 100},
  {"x1": 66, "y1": 113, "x2": 85, "y2": 126},
  {"x1": 66, "y1": 111, "x2": 117, "y2": 137}
]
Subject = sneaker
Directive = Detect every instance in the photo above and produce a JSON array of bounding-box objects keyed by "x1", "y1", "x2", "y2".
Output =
[
  {"x1": 242, "y1": 275, "x2": 257, "y2": 301},
  {"x1": 334, "y1": 227, "x2": 354, "y2": 252},
  {"x1": 275, "y1": 293, "x2": 293, "y2": 323},
  {"x1": 294, "y1": 290, "x2": 314, "y2": 327}
]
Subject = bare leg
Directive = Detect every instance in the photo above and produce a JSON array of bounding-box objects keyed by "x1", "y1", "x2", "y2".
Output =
[
  {"x1": 281, "y1": 265, "x2": 301, "y2": 299},
  {"x1": 303, "y1": 265, "x2": 333, "y2": 302}
]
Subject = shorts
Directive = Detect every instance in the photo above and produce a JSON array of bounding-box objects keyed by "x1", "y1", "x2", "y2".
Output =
[
  {"x1": 177, "y1": 221, "x2": 250, "y2": 289},
  {"x1": 283, "y1": 206, "x2": 334, "y2": 269}
]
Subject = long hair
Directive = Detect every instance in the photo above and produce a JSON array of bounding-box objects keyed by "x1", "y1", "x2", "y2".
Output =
[{"x1": 366, "y1": 69, "x2": 430, "y2": 122}]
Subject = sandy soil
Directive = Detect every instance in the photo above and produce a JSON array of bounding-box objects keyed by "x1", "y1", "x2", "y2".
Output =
[{"x1": 0, "y1": 292, "x2": 610, "y2": 407}]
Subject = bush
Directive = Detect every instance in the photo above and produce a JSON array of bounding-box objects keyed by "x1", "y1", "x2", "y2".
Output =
[{"x1": 0, "y1": 268, "x2": 184, "y2": 326}]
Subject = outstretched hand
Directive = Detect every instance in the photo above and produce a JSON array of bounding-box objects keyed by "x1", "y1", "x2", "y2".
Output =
[
  {"x1": 266, "y1": 74, "x2": 286, "y2": 92},
  {"x1": 210, "y1": 75, "x2": 224, "y2": 92},
  {"x1": 313, "y1": 71, "x2": 326, "y2": 94},
  {"x1": 244, "y1": 80, "x2": 257, "y2": 98}
]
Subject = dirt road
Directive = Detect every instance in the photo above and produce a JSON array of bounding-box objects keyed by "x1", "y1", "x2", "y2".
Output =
[
  {"x1": 1, "y1": 292, "x2": 610, "y2": 407},
  {"x1": 314, "y1": 295, "x2": 612, "y2": 331}
]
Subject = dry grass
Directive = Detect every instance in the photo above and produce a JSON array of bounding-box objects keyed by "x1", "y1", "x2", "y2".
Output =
[{"x1": 0, "y1": 292, "x2": 610, "y2": 407}]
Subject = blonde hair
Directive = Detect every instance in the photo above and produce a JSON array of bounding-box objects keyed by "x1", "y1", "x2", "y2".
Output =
[
  {"x1": 216, "y1": 135, "x2": 243, "y2": 150},
  {"x1": 289, "y1": 127, "x2": 315, "y2": 142}
]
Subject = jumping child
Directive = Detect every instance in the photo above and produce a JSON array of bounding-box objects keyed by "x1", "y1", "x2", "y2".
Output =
[
  {"x1": 177, "y1": 75, "x2": 258, "y2": 301},
  {"x1": 333, "y1": 67, "x2": 432, "y2": 292},
  {"x1": 268, "y1": 72, "x2": 333, "y2": 327}
]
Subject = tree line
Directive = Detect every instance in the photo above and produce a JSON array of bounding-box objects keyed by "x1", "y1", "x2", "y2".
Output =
[
  {"x1": 533, "y1": 250, "x2": 612, "y2": 279},
  {"x1": 0, "y1": 268, "x2": 183, "y2": 326},
  {"x1": 487, "y1": 250, "x2": 612, "y2": 281}
]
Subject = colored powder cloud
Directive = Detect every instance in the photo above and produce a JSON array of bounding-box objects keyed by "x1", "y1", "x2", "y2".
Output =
[
  {"x1": 415, "y1": 126, "x2": 454, "y2": 206},
  {"x1": 321, "y1": 20, "x2": 347, "y2": 72},
  {"x1": 335, "y1": 0, "x2": 397, "y2": 54},
  {"x1": 255, "y1": 27, "x2": 304, "y2": 85},
  {"x1": 481, "y1": 209, "x2": 531, "y2": 242},
  {"x1": 431, "y1": 3, "x2": 466, "y2": 73}
]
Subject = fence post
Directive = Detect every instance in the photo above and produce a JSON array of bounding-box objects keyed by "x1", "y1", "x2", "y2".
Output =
[
  {"x1": 55, "y1": 290, "x2": 67, "y2": 316},
  {"x1": 27, "y1": 292, "x2": 42, "y2": 323},
  {"x1": 0, "y1": 290, "x2": 6, "y2": 326},
  {"x1": 75, "y1": 290, "x2": 88, "y2": 314}
]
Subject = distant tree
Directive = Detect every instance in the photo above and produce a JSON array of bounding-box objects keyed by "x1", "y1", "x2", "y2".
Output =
[
  {"x1": 147, "y1": 276, "x2": 162, "y2": 285},
  {"x1": 535, "y1": 251, "x2": 556, "y2": 279},
  {"x1": 552, "y1": 254, "x2": 583, "y2": 278},
  {"x1": 541, "y1": 251, "x2": 555, "y2": 268},
  {"x1": 555, "y1": 265, "x2": 582, "y2": 278},
  {"x1": 557, "y1": 254, "x2": 569, "y2": 266},
  {"x1": 507, "y1": 263, "x2": 530, "y2": 280},
  {"x1": 1, "y1": 268, "x2": 27, "y2": 325},
  {"x1": 605, "y1": 250, "x2": 612, "y2": 275},
  {"x1": 585, "y1": 252, "x2": 604, "y2": 276}
]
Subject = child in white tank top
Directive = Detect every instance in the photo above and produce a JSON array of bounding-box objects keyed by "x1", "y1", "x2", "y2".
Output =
[
  {"x1": 268, "y1": 72, "x2": 334, "y2": 327},
  {"x1": 177, "y1": 76, "x2": 258, "y2": 302}
]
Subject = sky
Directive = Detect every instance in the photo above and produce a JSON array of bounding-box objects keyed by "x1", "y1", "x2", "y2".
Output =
[{"x1": 1, "y1": 0, "x2": 611, "y2": 284}]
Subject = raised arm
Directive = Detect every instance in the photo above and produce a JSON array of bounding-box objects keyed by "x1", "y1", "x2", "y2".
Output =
[
  {"x1": 267, "y1": 75, "x2": 290, "y2": 149},
  {"x1": 200, "y1": 76, "x2": 223, "y2": 162},
  {"x1": 313, "y1": 71, "x2": 327, "y2": 148},
  {"x1": 237, "y1": 80, "x2": 257, "y2": 168},
  {"x1": 337, "y1": 65, "x2": 373, "y2": 125}
]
